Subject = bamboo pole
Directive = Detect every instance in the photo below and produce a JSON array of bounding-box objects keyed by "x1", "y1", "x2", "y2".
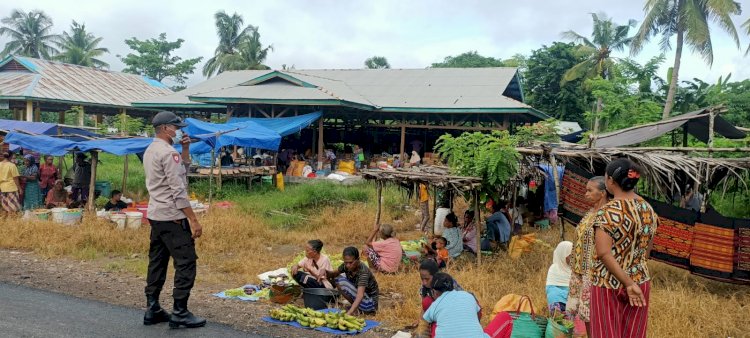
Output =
[
  {"x1": 707, "y1": 110, "x2": 716, "y2": 151},
  {"x1": 474, "y1": 190, "x2": 481, "y2": 267},
  {"x1": 432, "y1": 185, "x2": 438, "y2": 236},
  {"x1": 208, "y1": 148, "x2": 215, "y2": 206},
  {"x1": 121, "y1": 154, "x2": 129, "y2": 196},
  {"x1": 86, "y1": 151, "x2": 98, "y2": 212},
  {"x1": 375, "y1": 181, "x2": 383, "y2": 225}
]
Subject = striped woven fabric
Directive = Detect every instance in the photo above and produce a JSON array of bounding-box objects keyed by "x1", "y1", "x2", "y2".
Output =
[
  {"x1": 690, "y1": 212, "x2": 735, "y2": 281},
  {"x1": 560, "y1": 163, "x2": 594, "y2": 224},
  {"x1": 734, "y1": 219, "x2": 750, "y2": 282},
  {"x1": 646, "y1": 198, "x2": 697, "y2": 268}
]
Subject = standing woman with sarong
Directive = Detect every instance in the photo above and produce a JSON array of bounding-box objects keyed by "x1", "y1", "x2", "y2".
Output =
[
  {"x1": 590, "y1": 159, "x2": 658, "y2": 338},
  {"x1": 567, "y1": 176, "x2": 609, "y2": 337},
  {"x1": 22, "y1": 155, "x2": 42, "y2": 210}
]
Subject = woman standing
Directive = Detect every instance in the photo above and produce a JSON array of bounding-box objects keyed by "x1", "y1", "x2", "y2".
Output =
[
  {"x1": 567, "y1": 176, "x2": 609, "y2": 337},
  {"x1": 0, "y1": 152, "x2": 22, "y2": 215},
  {"x1": 39, "y1": 155, "x2": 59, "y2": 198},
  {"x1": 22, "y1": 155, "x2": 42, "y2": 210},
  {"x1": 590, "y1": 159, "x2": 658, "y2": 338}
]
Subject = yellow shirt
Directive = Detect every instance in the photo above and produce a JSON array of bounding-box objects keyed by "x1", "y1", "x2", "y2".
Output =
[
  {"x1": 419, "y1": 184, "x2": 429, "y2": 203},
  {"x1": 0, "y1": 161, "x2": 20, "y2": 192}
]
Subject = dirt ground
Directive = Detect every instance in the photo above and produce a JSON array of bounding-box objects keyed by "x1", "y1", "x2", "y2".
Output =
[{"x1": 0, "y1": 249, "x2": 394, "y2": 338}]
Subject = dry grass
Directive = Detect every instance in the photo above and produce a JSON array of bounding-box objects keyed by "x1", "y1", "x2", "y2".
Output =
[{"x1": 1, "y1": 183, "x2": 748, "y2": 338}]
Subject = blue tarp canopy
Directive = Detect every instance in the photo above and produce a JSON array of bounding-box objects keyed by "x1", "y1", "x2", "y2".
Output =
[
  {"x1": 0, "y1": 119, "x2": 100, "y2": 141},
  {"x1": 3, "y1": 132, "x2": 158, "y2": 156},
  {"x1": 184, "y1": 118, "x2": 281, "y2": 152},
  {"x1": 228, "y1": 111, "x2": 322, "y2": 137}
]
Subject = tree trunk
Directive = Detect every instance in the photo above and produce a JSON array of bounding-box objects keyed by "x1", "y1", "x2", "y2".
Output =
[{"x1": 663, "y1": 28, "x2": 684, "y2": 120}]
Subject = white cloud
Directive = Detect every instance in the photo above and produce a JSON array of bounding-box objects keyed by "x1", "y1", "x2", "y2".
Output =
[{"x1": 1, "y1": 0, "x2": 748, "y2": 87}]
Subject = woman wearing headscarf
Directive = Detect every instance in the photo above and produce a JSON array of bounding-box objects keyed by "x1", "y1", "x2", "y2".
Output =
[
  {"x1": 45, "y1": 179, "x2": 71, "y2": 208},
  {"x1": 590, "y1": 159, "x2": 658, "y2": 338},
  {"x1": 21, "y1": 155, "x2": 42, "y2": 210},
  {"x1": 567, "y1": 176, "x2": 610, "y2": 336},
  {"x1": 546, "y1": 241, "x2": 573, "y2": 313}
]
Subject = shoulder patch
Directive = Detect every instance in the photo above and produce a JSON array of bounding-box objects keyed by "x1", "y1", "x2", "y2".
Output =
[{"x1": 172, "y1": 153, "x2": 181, "y2": 163}]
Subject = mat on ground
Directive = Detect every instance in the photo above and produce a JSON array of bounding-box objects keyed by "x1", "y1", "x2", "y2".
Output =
[{"x1": 262, "y1": 308, "x2": 379, "y2": 335}]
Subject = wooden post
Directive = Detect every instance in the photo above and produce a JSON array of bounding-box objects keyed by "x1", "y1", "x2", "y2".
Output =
[
  {"x1": 34, "y1": 104, "x2": 40, "y2": 122},
  {"x1": 707, "y1": 109, "x2": 716, "y2": 151},
  {"x1": 86, "y1": 151, "x2": 98, "y2": 212},
  {"x1": 510, "y1": 182, "x2": 518, "y2": 234},
  {"x1": 474, "y1": 190, "x2": 481, "y2": 266},
  {"x1": 58, "y1": 111, "x2": 65, "y2": 125},
  {"x1": 121, "y1": 154, "x2": 129, "y2": 195},
  {"x1": 399, "y1": 125, "x2": 406, "y2": 159},
  {"x1": 95, "y1": 113, "x2": 103, "y2": 128},
  {"x1": 317, "y1": 116, "x2": 324, "y2": 167},
  {"x1": 25, "y1": 100, "x2": 33, "y2": 121},
  {"x1": 548, "y1": 153, "x2": 564, "y2": 240},
  {"x1": 375, "y1": 181, "x2": 383, "y2": 225},
  {"x1": 682, "y1": 124, "x2": 689, "y2": 147},
  {"x1": 208, "y1": 148, "x2": 215, "y2": 206},
  {"x1": 432, "y1": 186, "x2": 437, "y2": 235},
  {"x1": 218, "y1": 153, "x2": 223, "y2": 191},
  {"x1": 78, "y1": 106, "x2": 85, "y2": 126},
  {"x1": 120, "y1": 108, "x2": 127, "y2": 136}
]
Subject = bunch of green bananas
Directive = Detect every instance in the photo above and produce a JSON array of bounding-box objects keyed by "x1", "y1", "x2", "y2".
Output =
[
  {"x1": 323, "y1": 311, "x2": 366, "y2": 332},
  {"x1": 269, "y1": 305, "x2": 366, "y2": 332}
]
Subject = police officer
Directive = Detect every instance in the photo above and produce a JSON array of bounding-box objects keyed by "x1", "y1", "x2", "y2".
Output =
[{"x1": 143, "y1": 111, "x2": 206, "y2": 328}]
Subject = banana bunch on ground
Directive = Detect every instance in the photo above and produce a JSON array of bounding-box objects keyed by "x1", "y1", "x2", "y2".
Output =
[{"x1": 268, "y1": 304, "x2": 366, "y2": 332}]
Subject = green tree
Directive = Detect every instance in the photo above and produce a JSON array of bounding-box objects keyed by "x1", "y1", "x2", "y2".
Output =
[
  {"x1": 54, "y1": 21, "x2": 109, "y2": 68},
  {"x1": 119, "y1": 33, "x2": 202, "y2": 86},
  {"x1": 203, "y1": 11, "x2": 272, "y2": 77},
  {"x1": 364, "y1": 56, "x2": 390, "y2": 69},
  {"x1": 631, "y1": 0, "x2": 742, "y2": 120},
  {"x1": 562, "y1": 12, "x2": 636, "y2": 133},
  {"x1": 431, "y1": 51, "x2": 504, "y2": 68},
  {"x1": 0, "y1": 9, "x2": 58, "y2": 59},
  {"x1": 502, "y1": 53, "x2": 528, "y2": 74},
  {"x1": 619, "y1": 54, "x2": 666, "y2": 94},
  {"x1": 525, "y1": 42, "x2": 588, "y2": 123},
  {"x1": 585, "y1": 76, "x2": 662, "y2": 134},
  {"x1": 744, "y1": 18, "x2": 750, "y2": 55}
]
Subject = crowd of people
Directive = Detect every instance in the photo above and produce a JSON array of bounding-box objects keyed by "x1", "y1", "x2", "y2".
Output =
[{"x1": 285, "y1": 158, "x2": 657, "y2": 338}]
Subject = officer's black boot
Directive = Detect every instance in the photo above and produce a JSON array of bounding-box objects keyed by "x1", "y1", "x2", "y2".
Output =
[
  {"x1": 143, "y1": 294, "x2": 170, "y2": 325},
  {"x1": 169, "y1": 297, "x2": 206, "y2": 329}
]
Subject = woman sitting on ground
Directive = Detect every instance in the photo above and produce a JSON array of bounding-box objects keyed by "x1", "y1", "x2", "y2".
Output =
[
  {"x1": 364, "y1": 223, "x2": 403, "y2": 273},
  {"x1": 45, "y1": 179, "x2": 70, "y2": 208},
  {"x1": 482, "y1": 201, "x2": 511, "y2": 251},
  {"x1": 291, "y1": 239, "x2": 333, "y2": 289},
  {"x1": 324, "y1": 247, "x2": 379, "y2": 315},
  {"x1": 417, "y1": 260, "x2": 463, "y2": 338},
  {"x1": 461, "y1": 210, "x2": 478, "y2": 254},
  {"x1": 442, "y1": 212, "x2": 464, "y2": 260},
  {"x1": 422, "y1": 272, "x2": 488, "y2": 338},
  {"x1": 546, "y1": 241, "x2": 573, "y2": 313}
]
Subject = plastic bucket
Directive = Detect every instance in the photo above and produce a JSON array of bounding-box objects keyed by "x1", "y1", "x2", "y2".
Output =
[
  {"x1": 50, "y1": 208, "x2": 68, "y2": 223},
  {"x1": 111, "y1": 213, "x2": 126, "y2": 230},
  {"x1": 302, "y1": 288, "x2": 339, "y2": 310},
  {"x1": 61, "y1": 209, "x2": 82, "y2": 225},
  {"x1": 33, "y1": 209, "x2": 51, "y2": 221},
  {"x1": 125, "y1": 211, "x2": 143, "y2": 229}
]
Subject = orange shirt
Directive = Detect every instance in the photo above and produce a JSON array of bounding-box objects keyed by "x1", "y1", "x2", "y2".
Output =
[{"x1": 437, "y1": 248, "x2": 449, "y2": 262}]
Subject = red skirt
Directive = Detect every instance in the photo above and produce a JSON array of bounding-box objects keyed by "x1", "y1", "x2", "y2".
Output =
[{"x1": 590, "y1": 281, "x2": 650, "y2": 338}]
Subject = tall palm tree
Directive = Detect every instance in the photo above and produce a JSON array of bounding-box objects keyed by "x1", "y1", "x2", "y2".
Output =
[
  {"x1": 561, "y1": 12, "x2": 636, "y2": 133},
  {"x1": 631, "y1": 0, "x2": 742, "y2": 119},
  {"x1": 203, "y1": 11, "x2": 272, "y2": 77},
  {"x1": 0, "y1": 9, "x2": 58, "y2": 59},
  {"x1": 54, "y1": 21, "x2": 109, "y2": 68},
  {"x1": 743, "y1": 17, "x2": 750, "y2": 55}
]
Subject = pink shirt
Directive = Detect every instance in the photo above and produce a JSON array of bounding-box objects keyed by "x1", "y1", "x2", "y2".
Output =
[
  {"x1": 371, "y1": 237, "x2": 403, "y2": 273},
  {"x1": 298, "y1": 255, "x2": 333, "y2": 288}
]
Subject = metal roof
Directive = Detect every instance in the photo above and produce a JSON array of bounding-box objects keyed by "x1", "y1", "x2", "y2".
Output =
[
  {"x1": 135, "y1": 68, "x2": 544, "y2": 117},
  {"x1": 0, "y1": 55, "x2": 172, "y2": 109}
]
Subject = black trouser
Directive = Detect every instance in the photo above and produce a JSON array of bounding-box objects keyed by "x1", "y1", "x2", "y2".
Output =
[
  {"x1": 293, "y1": 271, "x2": 325, "y2": 288},
  {"x1": 144, "y1": 219, "x2": 197, "y2": 300}
]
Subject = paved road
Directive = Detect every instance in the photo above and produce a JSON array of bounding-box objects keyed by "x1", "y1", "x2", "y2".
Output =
[{"x1": 0, "y1": 282, "x2": 268, "y2": 338}]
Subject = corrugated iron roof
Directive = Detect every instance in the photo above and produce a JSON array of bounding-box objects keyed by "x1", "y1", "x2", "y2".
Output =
[
  {"x1": 0, "y1": 55, "x2": 172, "y2": 108},
  {"x1": 136, "y1": 67, "x2": 538, "y2": 114}
]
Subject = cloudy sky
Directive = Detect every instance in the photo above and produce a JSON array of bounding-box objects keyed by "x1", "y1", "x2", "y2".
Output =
[{"x1": 3, "y1": 0, "x2": 749, "y2": 87}]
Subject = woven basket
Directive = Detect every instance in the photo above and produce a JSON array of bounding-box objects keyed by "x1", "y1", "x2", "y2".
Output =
[{"x1": 269, "y1": 284, "x2": 301, "y2": 304}]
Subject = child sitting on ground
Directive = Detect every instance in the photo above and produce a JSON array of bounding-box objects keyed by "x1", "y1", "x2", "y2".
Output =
[
  {"x1": 546, "y1": 241, "x2": 573, "y2": 313},
  {"x1": 422, "y1": 236, "x2": 450, "y2": 269}
]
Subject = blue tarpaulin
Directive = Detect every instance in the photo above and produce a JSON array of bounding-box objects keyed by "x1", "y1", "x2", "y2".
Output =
[
  {"x1": 0, "y1": 119, "x2": 100, "y2": 141},
  {"x1": 3, "y1": 131, "x2": 163, "y2": 156},
  {"x1": 184, "y1": 118, "x2": 281, "y2": 152},
  {"x1": 228, "y1": 111, "x2": 322, "y2": 137},
  {"x1": 3, "y1": 132, "x2": 75, "y2": 156},
  {"x1": 76, "y1": 138, "x2": 154, "y2": 156}
]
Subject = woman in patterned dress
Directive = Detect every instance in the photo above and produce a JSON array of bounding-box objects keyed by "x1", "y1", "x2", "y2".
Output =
[
  {"x1": 21, "y1": 155, "x2": 43, "y2": 210},
  {"x1": 567, "y1": 176, "x2": 609, "y2": 337},
  {"x1": 590, "y1": 159, "x2": 658, "y2": 338}
]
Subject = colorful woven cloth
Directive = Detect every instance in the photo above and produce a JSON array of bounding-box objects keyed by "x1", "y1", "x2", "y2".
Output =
[
  {"x1": 690, "y1": 211, "x2": 735, "y2": 281},
  {"x1": 733, "y1": 219, "x2": 750, "y2": 282},
  {"x1": 646, "y1": 198, "x2": 697, "y2": 268},
  {"x1": 560, "y1": 163, "x2": 594, "y2": 224}
]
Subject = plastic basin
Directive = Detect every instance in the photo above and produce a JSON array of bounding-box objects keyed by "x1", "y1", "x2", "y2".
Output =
[{"x1": 302, "y1": 288, "x2": 339, "y2": 310}]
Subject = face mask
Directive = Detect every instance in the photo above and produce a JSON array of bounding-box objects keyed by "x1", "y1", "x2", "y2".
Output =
[{"x1": 171, "y1": 128, "x2": 184, "y2": 144}]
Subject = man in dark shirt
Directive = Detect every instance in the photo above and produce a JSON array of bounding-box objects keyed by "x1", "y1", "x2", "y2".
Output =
[
  {"x1": 104, "y1": 190, "x2": 129, "y2": 211},
  {"x1": 71, "y1": 152, "x2": 91, "y2": 202}
]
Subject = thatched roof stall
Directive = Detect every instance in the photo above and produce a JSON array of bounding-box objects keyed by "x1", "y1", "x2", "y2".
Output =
[{"x1": 361, "y1": 166, "x2": 485, "y2": 265}]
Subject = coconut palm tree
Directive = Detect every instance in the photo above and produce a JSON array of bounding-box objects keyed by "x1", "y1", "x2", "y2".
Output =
[
  {"x1": 743, "y1": 18, "x2": 750, "y2": 55},
  {"x1": 561, "y1": 12, "x2": 636, "y2": 133},
  {"x1": 631, "y1": 0, "x2": 742, "y2": 119},
  {"x1": 54, "y1": 21, "x2": 109, "y2": 68},
  {"x1": 203, "y1": 11, "x2": 272, "y2": 77},
  {"x1": 0, "y1": 9, "x2": 58, "y2": 59}
]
